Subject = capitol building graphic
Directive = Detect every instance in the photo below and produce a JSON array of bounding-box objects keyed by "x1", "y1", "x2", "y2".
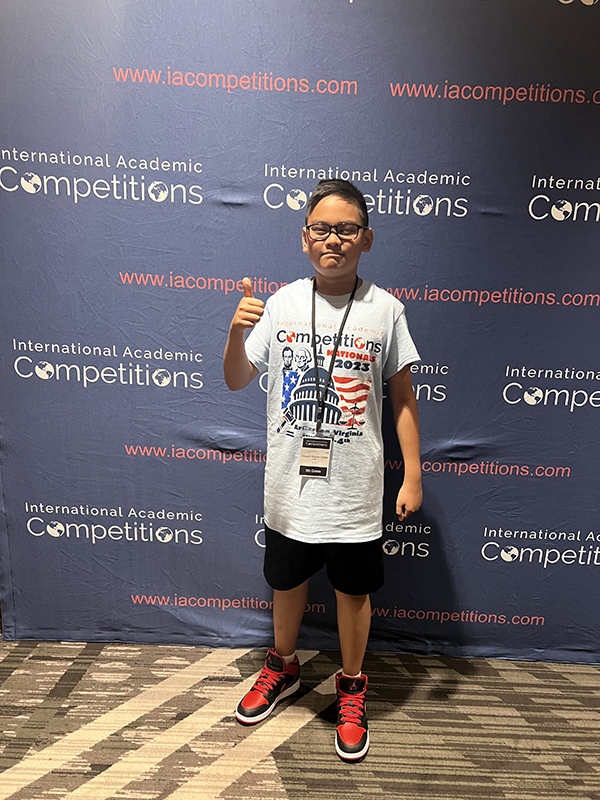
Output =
[{"x1": 288, "y1": 366, "x2": 342, "y2": 425}]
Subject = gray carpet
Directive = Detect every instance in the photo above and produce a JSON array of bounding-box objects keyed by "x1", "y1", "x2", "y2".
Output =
[{"x1": 1, "y1": 640, "x2": 599, "y2": 799}]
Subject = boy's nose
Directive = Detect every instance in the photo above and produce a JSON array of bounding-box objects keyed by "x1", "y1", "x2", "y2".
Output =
[{"x1": 316, "y1": 224, "x2": 342, "y2": 241}]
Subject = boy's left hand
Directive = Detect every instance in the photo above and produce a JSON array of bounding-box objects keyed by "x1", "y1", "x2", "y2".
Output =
[{"x1": 396, "y1": 482, "x2": 422, "y2": 521}]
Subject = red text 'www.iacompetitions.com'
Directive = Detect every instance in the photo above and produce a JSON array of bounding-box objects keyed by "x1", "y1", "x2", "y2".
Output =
[
  {"x1": 113, "y1": 67, "x2": 357, "y2": 96},
  {"x1": 118, "y1": 273, "x2": 600, "y2": 309},
  {"x1": 390, "y1": 80, "x2": 600, "y2": 106},
  {"x1": 371, "y1": 607, "x2": 545, "y2": 626}
]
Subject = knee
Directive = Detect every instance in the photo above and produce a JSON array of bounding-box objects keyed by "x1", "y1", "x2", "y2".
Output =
[{"x1": 335, "y1": 590, "x2": 370, "y2": 606}]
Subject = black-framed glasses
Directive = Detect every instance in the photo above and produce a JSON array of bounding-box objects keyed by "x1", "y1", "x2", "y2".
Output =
[{"x1": 305, "y1": 222, "x2": 367, "y2": 241}]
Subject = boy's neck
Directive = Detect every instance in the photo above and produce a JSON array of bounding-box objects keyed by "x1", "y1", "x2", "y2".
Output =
[{"x1": 313, "y1": 272, "x2": 362, "y2": 296}]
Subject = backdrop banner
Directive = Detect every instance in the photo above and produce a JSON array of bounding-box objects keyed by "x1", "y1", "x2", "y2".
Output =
[{"x1": 1, "y1": 0, "x2": 599, "y2": 662}]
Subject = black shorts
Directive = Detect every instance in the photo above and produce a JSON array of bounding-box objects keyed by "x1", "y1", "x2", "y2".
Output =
[{"x1": 263, "y1": 525, "x2": 384, "y2": 596}]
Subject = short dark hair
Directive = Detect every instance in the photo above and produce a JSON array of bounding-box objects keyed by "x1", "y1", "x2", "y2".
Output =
[{"x1": 305, "y1": 179, "x2": 369, "y2": 227}]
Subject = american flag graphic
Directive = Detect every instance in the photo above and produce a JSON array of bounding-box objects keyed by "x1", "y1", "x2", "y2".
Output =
[
  {"x1": 281, "y1": 370, "x2": 299, "y2": 410},
  {"x1": 332, "y1": 374, "x2": 372, "y2": 427}
]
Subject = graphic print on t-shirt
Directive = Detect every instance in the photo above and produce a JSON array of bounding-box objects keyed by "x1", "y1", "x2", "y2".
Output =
[
  {"x1": 278, "y1": 343, "x2": 373, "y2": 438},
  {"x1": 281, "y1": 346, "x2": 299, "y2": 410},
  {"x1": 281, "y1": 345, "x2": 313, "y2": 410},
  {"x1": 332, "y1": 374, "x2": 371, "y2": 427}
]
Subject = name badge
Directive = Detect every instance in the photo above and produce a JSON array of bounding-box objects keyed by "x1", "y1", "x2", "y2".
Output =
[{"x1": 298, "y1": 436, "x2": 332, "y2": 478}]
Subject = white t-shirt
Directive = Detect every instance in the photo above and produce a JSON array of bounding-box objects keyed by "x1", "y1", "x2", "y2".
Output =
[{"x1": 245, "y1": 277, "x2": 420, "y2": 544}]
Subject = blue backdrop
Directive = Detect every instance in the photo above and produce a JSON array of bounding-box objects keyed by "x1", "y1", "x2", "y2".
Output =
[{"x1": 1, "y1": 0, "x2": 599, "y2": 662}]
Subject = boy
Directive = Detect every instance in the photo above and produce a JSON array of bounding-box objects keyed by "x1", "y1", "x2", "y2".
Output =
[{"x1": 223, "y1": 179, "x2": 421, "y2": 761}]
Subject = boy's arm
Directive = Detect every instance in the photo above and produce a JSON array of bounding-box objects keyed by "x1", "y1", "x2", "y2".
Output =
[
  {"x1": 387, "y1": 365, "x2": 422, "y2": 521},
  {"x1": 223, "y1": 278, "x2": 263, "y2": 391}
]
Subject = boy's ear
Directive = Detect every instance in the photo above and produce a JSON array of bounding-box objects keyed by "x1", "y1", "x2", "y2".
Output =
[
  {"x1": 302, "y1": 226, "x2": 309, "y2": 253},
  {"x1": 362, "y1": 227, "x2": 374, "y2": 253}
]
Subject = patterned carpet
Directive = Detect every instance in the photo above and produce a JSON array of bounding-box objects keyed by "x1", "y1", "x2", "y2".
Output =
[{"x1": 0, "y1": 640, "x2": 599, "y2": 800}]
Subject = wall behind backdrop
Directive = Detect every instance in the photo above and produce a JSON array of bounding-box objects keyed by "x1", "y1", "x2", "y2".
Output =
[{"x1": 1, "y1": 0, "x2": 599, "y2": 662}]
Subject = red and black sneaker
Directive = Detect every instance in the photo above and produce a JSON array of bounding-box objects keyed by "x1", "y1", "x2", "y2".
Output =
[
  {"x1": 335, "y1": 672, "x2": 370, "y2": 761},
  {"x1": 235, "y1": 649, "x2": 300, "y2": 724}
]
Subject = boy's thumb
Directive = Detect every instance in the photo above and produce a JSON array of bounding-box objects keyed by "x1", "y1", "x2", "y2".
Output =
[{"x1": 243, "y1": 277, "x2": 253, "y2": 298}]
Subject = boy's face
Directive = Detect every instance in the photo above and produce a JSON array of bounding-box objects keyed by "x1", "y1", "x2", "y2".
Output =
[{"x1": 302, "y1": 195, "x2": 373, "y2": 290}]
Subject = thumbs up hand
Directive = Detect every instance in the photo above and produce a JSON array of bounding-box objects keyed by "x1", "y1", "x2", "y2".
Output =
[{"x1": 230, "y1": 277, "x2": 265, "y2": 333}]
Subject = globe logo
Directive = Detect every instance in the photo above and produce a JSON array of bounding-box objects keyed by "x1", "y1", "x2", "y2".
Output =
[
  {"x1": 286, "y1": 189, "x2": 307, "y2": 210},
  {"x1": 413, "y1": 195, "x2": 434, "y2": 216},
  {"x1": 550, "y1": 200, "x2": 572, "y2": 221},
  {"x1": 500, "y1": 546, "x2": 519, "y2": 562},
  {"x1": 148, "y1": 181, "x2": 169, "y2": 202},
  {"x1": 21, "y1": 172, "x2": 42, "y2": 194},
  {"x1": 382, "y1": 539, "x2": 400, "y2": 556},
  {"x1": 155, "y1": 527, "x2": 174, "y2": 543},
  {"x1": 354, "y1": 337, "x2": 366, "y2": 350},
  {"x1": 523, "y1": 387, "x2": 543, "y2": 405},
  {"x1": 35, "y1": 361, "x2": 54, "y2": 379},
  {"x1": 46, "y1": 521, "x2": 65, "y2": 537},
  {"x1": 152, "y1": 369, "x2": 172, "y2": 387}
]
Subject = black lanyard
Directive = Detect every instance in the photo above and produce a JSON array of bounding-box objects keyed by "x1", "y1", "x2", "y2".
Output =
[{"x1": 311, "y1": 275, "x2": 359, "y2": 431}]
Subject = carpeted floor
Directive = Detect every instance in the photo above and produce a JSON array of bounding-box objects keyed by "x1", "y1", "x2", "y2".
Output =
[{"x1": 0, "y1": 640, "x2": 599, "y2": 799}]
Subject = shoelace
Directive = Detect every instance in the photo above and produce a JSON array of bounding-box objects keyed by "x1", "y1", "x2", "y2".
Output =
[
  {"x1": 338, "y1": 692, "x2": 365, "y2": 724},
  {"x1": 254, "y1": 666, "x2": 282, "y2": 694}
]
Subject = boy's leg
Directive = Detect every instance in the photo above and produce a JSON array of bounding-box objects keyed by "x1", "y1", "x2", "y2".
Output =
[
  {"x1": 235, "y1": 587, "x2": 304, "y2": 726},
  {"x1": 326, "y1": 537, "x2": 382, "y2": 676},
  {"x1": 334, "y1": 590, "x2": 372, "y2": 761},
  {"x1": 236, "y1": 527, "x2": 313, "y2": 726},
  {"x1": 273, "y1": 580, "x2": 309, "y2": 656},
  {"x1": 335, "y1": 590, "x2": 371, "y2": 676}
]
